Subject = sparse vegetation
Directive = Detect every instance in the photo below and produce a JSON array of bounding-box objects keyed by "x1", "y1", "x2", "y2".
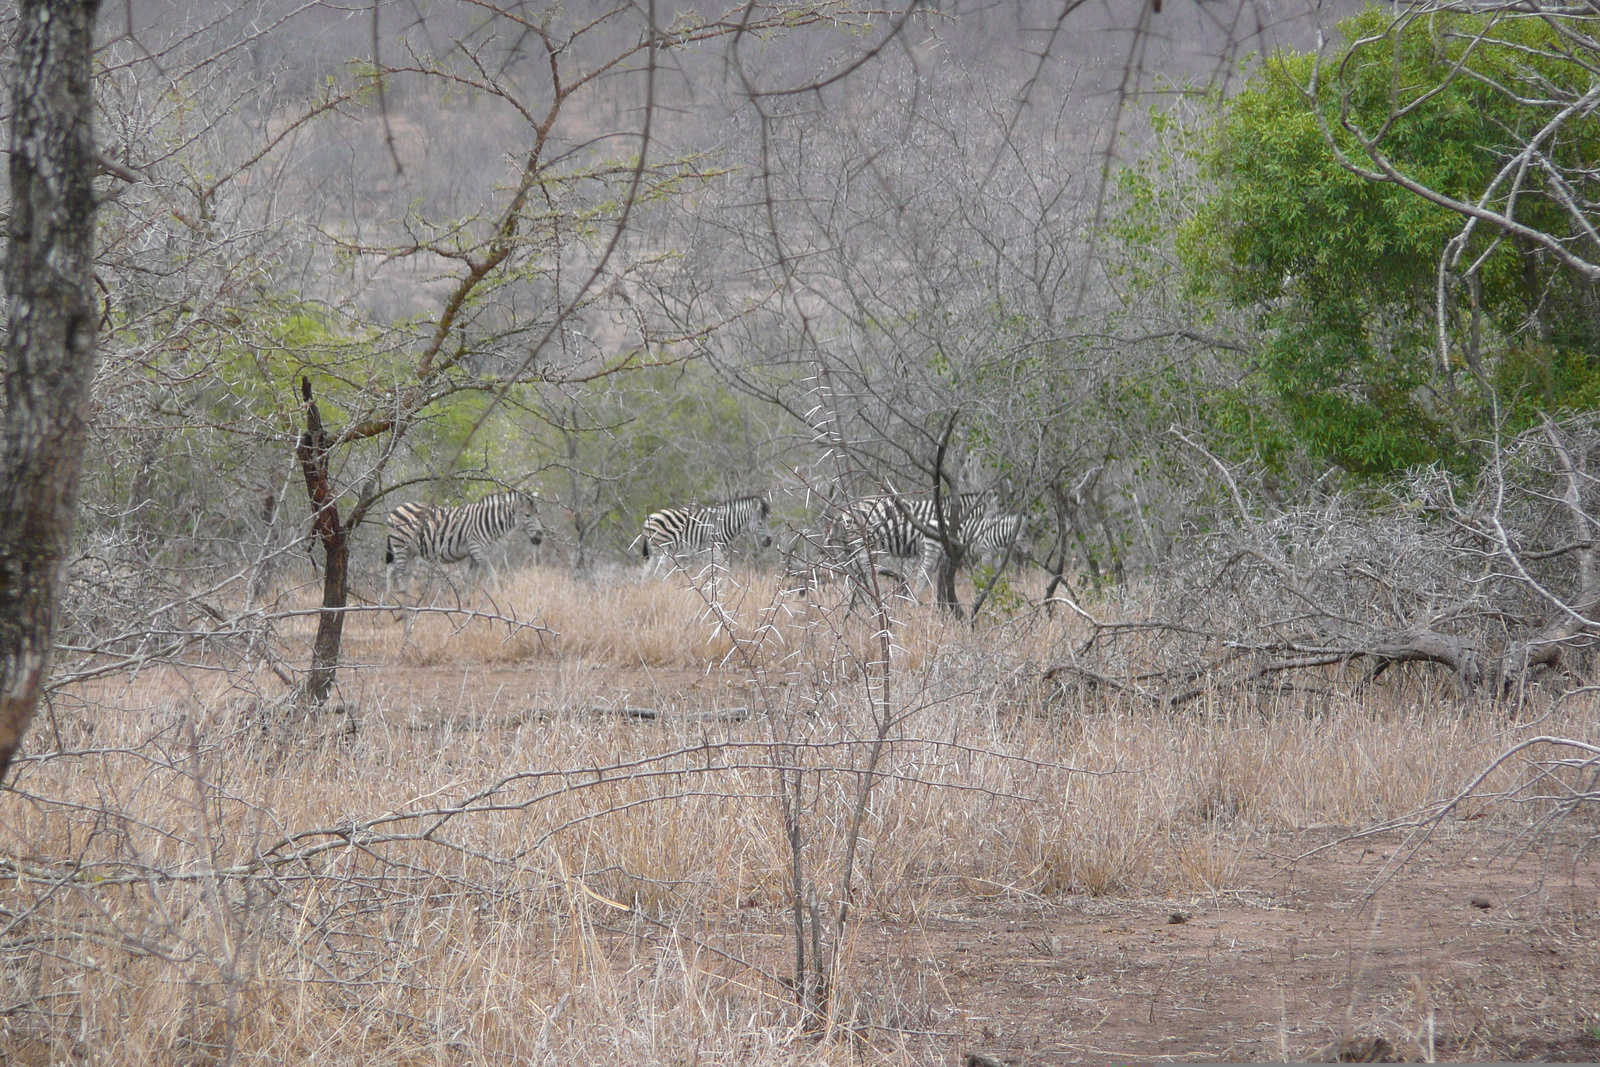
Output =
[
  {"x1": 1, "y1": 0, "x2": 1598, "y2": 1061},
  {"x1": 1, "y1": 568, "x2": 1595, "y2": 1062}
]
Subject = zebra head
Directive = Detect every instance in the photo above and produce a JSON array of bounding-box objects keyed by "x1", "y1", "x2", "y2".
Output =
[
  {"x1": 513, "y1": 492, "x2": 544, "y2": 547},
  {"x1": 754, "y1": 497, "x2": 773, "y2": 547}
]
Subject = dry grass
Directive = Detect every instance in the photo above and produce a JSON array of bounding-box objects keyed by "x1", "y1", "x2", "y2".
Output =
[
  {"x1": 364, "y1": 564, "x2": 957, "y2": 672},
  {"x1": 3, "y1": 565, "x2": 1597, "y2": 1063}
]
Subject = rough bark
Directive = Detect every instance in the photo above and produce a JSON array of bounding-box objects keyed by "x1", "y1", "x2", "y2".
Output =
[
  {"x1": 1366, "y1": 627, "x2": 1485, "y2": 692},
  {"x1": 0, "y1": 0, "x2": 102, "y2": 784},
  {"x1": 296, "y1": 377, "x2": 348, "y2": 707}
]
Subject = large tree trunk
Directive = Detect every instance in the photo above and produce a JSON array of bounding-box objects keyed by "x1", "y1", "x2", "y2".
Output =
[
  {"x1": 934, "y1": 548, "x2": 962, "y2": 617},
  {"x1": 296, "y1": 378, "x2": 348, "y2": 707},
  {"x1": 0, "y1": 0, "x2": 102, "y2": 784}
]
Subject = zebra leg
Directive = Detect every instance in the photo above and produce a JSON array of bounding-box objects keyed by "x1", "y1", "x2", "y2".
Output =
[
  {"x1": 641, "y1": 546, "x2": 668, "y2": 582},
  {"x1": 386, "y1": 552, "x2": 412, "y2": 618},
  {"x1": 909, "y1": 537, "x2": 941, "y2": 602},
  {"x1": 640, "y1": 537, "x2": 683, "y2": 582},
  {"x1": 648, "y1": 548, "x2": 683, "y2": 582},
  {"x1": 843, "y1": 545, "x2": 875, "y2": 614},
  {"x1": 676, "y1": 548, "x2": 706, "y2": 581},
  {"x1": 466, "y1": 544, "x2": 497, "y2": 589},
  {"x1": 396, "y1": 560, "x2": 427, "y2": 642},
  {"x1": 709, "y1": 542, "x2": 729, "y2": 600}
]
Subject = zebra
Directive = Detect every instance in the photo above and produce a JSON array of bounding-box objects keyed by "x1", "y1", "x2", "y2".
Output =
[
  {"x1": 958, "y1": 511, "x2": 1030, "y2": 572},
  {"x1": 384, "y1": 491, "x2": 543, "y2": 598},
  {"x1": 831, "y1": 492, "x2": 992, "y2": 599},
  {"x1": 638, "y1": 495, "x2": 772, "y2": 578}
]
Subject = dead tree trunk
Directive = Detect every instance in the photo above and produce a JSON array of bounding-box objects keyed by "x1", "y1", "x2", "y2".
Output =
[
  {"x1": 1492, "y1": 421, "x2": 1600, "y2": 690},
  {"x1": 296, "y1": 377, "x2": 348, "y2": 707},
  {"x1": 0, "y1": 0, "x2": 102, "y2": 783},
  {"x1": 928, "y1": 416, "x2": 965, "y2": 619},
  {"x1": 933, "y1": 533, "x2": 964, "y2": 617}
]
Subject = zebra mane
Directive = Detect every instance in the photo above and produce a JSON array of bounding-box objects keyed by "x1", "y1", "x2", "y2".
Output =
[{"x1": 483, "y1": 490, "x2": 536, "y2": 506}]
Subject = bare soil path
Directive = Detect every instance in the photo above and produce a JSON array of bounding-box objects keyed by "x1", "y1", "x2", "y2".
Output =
[{"x1": 843, "y1": 828, "x2": 1600, "y2": 1063}]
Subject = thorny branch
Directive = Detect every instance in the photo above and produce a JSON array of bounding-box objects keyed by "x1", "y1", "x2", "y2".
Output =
[{"x1": 1047, "y1": 419, "x2": 1600, "y2": 707}]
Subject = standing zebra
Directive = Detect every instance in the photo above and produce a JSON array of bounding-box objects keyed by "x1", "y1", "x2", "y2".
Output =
[
  {"x1": 638, "y1": 496, "x2": 772, "y2": 578},
  {"x1": 959, "y1": 511, "x2": 1030, "y2": 571},
  {"x1": 384, "y1": 491, "x2": 543, "y2": 599},
  {"x1": 832, "y1": 493, "x2": 992, "y2": 598}
]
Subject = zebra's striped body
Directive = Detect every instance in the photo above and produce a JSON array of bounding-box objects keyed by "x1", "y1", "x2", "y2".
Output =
[
  {"x1": 833, "y1": 493, "x2": 991, "y2": 597},
  {"x1": 385, "y1": 492, "x2": 542, "y2": 596},
  {"x1": 639, "y1": 496, "x2": 772, "y2": 577},
  {"x1": 961, "y1": 512, "x2": 1029, "y2": 571}
]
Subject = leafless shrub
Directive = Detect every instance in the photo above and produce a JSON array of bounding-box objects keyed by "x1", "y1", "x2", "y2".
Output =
[
  {"x1": 1047, "y1": 418, "x2": 1600, "y2": 709},
  {"x1": 2, "y1": 1, "x2": 1592, "y2": 1061},
  {"x1": 5, "y1": 556, "x2": 1596, "y2": 1061}
]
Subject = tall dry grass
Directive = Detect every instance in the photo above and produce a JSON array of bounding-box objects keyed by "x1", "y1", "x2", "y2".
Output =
[
  {"x1": 3, "y1": 564, "x2": 1596, "y2": 1063},
  {"x1": 360, "y1": 564, "x2": 958, "y2": 671}
]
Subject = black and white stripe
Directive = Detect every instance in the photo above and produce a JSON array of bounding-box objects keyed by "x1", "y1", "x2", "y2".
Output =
[
  {"x1": 833, "y1": 493, "x2": 991, "y2": 595},
  {"x1": 385, "y1": 491, "x2": 542, "y2": 594},
  {"x1": 639, "y1": 496, "x2": 772, "y2": 574},
  {"x1": 961, "y1": 511, "x2": 1029, "y2": 570}
]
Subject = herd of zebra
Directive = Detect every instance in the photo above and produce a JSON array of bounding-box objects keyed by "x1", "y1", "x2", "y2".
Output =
[{"x1": 382, "y1": 489, "x2": 1030, "y2": 600}]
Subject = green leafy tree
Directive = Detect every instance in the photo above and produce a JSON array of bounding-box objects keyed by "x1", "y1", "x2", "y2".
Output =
[
  {"x1": 1180, "y1": 5, "x2": 1600, "y2": 477},
  {"x1": 521, "y1": 363, "x2": 783, "y2": 573}
]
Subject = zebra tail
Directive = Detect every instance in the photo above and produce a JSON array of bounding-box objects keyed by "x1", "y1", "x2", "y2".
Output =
[
  {"x1": 385, "y1": 541, "x2": 394, "y2": 565},
  {"x1": 641, "y1": 540, "x2": 650, "y2": 559}
]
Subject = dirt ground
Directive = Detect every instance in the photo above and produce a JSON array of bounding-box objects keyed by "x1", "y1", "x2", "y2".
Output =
[
  {"x1": 839, "y1": 828, "x2": 1600, "y2": 1064},
  {"x1": 326, "y1": 655, "x2": 1600, "y2": 1064}
]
